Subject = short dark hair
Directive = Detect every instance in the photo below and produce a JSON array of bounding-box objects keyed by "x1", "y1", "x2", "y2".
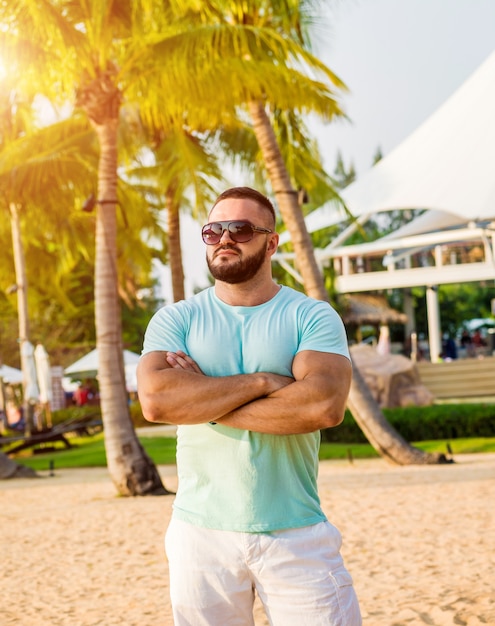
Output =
[{"x1": 211, "y1": 187, "x2": 276, "y2": 227}]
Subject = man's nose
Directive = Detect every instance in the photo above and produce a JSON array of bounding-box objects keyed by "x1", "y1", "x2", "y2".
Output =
[{"x1": 219, "y1": 228, "x2": 235, "y2": 243}]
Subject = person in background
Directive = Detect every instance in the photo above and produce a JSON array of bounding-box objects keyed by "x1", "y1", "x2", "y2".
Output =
[
  {"x1": 442, "y1": 333, "x2": 458, "y2": 360},
  {"x1": 5, "y1": 401, "x2": 24, "y2": 431},
  {"x1": 472, "y1": 330, "x2": 486, "y2": 348},
  {"x1": 73, "y1": 383, "x2": 89, "y2": 406},
  {"x1": 137, "y1": 187, "x2": 361, "y2": 625},
  {"x1": 460, "y1": 330, "x2": 476, "y2": 357}
]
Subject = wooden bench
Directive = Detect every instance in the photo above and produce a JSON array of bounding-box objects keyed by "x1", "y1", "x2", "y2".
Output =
[{"x1": 416, "y1": 356, "x2": 495, "y2": 401}]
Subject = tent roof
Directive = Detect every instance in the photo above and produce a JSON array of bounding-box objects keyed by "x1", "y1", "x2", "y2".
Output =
[
  {"x1": 379, "y1": 210, "x2": 467, "y2": 241},
  {"x1": 290, "y1": 49, "x2": 495, "y2": 239},
  {"x1": 0, "y1": 364, "x2": 23, "y2": 385},
  {"x1": 64, "y1": 348, "x2": 140, "y2": 380}
]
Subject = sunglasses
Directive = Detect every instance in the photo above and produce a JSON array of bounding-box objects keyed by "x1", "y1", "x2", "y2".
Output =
[{"x1": 201, "y1": 220, "x2": 273, "y2": 245}]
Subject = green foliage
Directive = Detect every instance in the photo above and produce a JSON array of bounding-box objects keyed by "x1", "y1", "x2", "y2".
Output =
[
  {"x1": 414, "y1": 437, "x2": 495, "y2": 455},
  {"x1": 372, "y1": 145, "x2": 383, "y2": 165},
  {"x1": 407, "y1": 284, "x2": 495, "y2": 338},
  {"x1": 333, "y1": 151, "x2": 356, "y2": 189},
  {"x1": 319, "y1": 437, "x2": 495, "y2": 460},
  {"x1": 51, "y1": 402, "x2": 157, "y2": 430},
  {"x1": 321, "y1": 403, "x2": 495, "y2": 443},
  {"x1": 50, "y1": 405, "x2": 102, "y2": 426},
  {"x1": 318, "y1": 442, "x2": 379, "y2": 460}
]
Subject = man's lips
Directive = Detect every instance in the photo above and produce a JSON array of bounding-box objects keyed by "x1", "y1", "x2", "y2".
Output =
[{"x1": 214, "y1": 246, "x2": 240, "y2": 258}]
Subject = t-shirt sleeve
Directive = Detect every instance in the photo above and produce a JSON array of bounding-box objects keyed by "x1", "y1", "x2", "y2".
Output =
[
  {"x1": 141, "y1": 305, "x2": 188, "y2": 355},
  {"x1": 298, "y1": 301, "x2": 350, "y2": 359}
]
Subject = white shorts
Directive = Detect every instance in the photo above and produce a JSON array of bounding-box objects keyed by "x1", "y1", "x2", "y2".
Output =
[{"x1": 165, "y1": 518, "x2": 361, "y2": 626}]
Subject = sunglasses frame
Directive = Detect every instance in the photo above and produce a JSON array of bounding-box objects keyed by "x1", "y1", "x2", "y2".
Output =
[{"x1": 201, "y1": 220, "x2": 273, "y2": 245}]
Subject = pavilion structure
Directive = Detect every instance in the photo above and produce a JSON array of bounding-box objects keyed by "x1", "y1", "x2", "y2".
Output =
[{"x1": 276, "y1": 50, "x2": 495, "y2": 362}]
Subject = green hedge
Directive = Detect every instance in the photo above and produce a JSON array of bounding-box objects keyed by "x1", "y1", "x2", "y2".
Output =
[
  {"x1": 51, "y1": 402, "x2": 150, "y2": 429},
  {"x1": 50, "y1": 405, "x2": 101, "y2": 425},
  {"x1": 52, "y1": 402, "x2": 495, "y2": 444},
  {"x1": 321, "y1": 403, "x2": 495, "y2": 443}
]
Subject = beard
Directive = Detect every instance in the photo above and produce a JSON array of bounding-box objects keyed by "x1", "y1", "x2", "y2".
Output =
[{"x1": 207, "y1": 243, "x2": 267, "y2": 284}]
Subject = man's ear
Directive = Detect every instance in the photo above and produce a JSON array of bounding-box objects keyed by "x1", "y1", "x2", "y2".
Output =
[{"x1": 267, "y1": 233, "x2": 279, "y2": 255}]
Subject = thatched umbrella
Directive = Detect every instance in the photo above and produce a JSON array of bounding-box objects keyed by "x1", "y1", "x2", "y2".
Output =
[
  {"x1": 340, "y1": 294, "x2": 407, "y2": 325},
  {"x1": 340, "y1": 294, "x2": 407, "y2": 343}
]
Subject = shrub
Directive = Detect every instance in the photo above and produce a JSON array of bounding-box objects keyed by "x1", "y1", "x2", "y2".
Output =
[
  {"x1": 51, "y1": 402, "x2": 150, "y2": 429},
  {"x1": 321, "y1": 403, "x2": 495, "y2": 443},
  {"x1": 51, "y1": 405, "x2": 101, "y2": 426}
]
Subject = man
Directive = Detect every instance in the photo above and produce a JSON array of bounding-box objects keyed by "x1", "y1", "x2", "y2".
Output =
[{"x1": 137, "y1": 187, "x2": 361, "y2": 625}]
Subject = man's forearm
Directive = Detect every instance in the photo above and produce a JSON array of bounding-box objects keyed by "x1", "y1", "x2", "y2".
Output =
[
  {"x1": 138, "y1": 368, "x2": 271, "y2": 425},
  {"x1": 138, "y1": 350, "x2": 350, "y2": 432},
  {"x1": 137, "y1": 351, "x2": 294, "y2": 425},
  {"x1": 216, "y1": 375, "x2": 347, "y2": 435}
]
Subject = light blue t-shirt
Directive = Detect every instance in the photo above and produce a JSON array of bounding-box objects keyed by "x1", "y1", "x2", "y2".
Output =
[{"x1": 142, "y1": 285, "x2": 350, "y2": 532}]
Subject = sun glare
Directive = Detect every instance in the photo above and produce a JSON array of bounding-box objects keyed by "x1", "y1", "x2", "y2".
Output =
[{"x1": 0, "y1": 43, "x2": 10, "y2": 84}]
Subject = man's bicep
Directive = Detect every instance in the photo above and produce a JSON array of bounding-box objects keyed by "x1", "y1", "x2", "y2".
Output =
[
  {"x1": 137, "y1": 351, "x2": 171, "y2": 387},
  {"x1": 292, "y1": 350, "x2": 352, "y2": 381},
  {"x1": 257, "y1": 350, "x2": 351, "y2": 432},
  {"x1": 292, "y1": 350, "x2": 352, "y2": 391}
]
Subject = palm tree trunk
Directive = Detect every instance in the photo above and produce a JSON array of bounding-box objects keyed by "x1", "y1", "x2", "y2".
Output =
[
  {"x1": 347, "y1": 365, "x2": 448, "y2": 464},
  {"x1": 93, "y1": 120, "x2": 171, "y2": 495},
  {"x1": 166, "y1": 188, "x2": 186, "y2": 303},
  {"x1": 248, "y1": 101, "x2": 327, "y2": 301},
  {"x1": 248, "y1": 99, "x2": 443, "y2": 465},
  {"x1": 9, "y1": 203, "x2": 35, "y2": 437}
]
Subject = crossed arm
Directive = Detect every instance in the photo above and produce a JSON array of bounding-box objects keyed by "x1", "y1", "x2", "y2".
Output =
[{"x1": 136, "y1": 349, "x2": 352, "y2": 435}]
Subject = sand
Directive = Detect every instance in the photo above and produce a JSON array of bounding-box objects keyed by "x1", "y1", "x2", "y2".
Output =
[{"x1": 1, "y1": 452, "x2": 494, "y2": 626}]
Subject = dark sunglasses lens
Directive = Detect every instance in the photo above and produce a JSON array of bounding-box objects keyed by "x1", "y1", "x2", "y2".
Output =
[
  {"x1": 202, "y1": 221, "x2": 255, "y2": 244},
  {"x1": 202, "y1": 224, "x2": 223, "y2": 244},
  {"x1": 229, "y1": 221, "x2": 253, "y2": 242}
]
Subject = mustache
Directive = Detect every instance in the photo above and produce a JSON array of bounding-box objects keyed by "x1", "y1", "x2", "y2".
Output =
[{"x1": 214, "y1": 244, "x2": 241, "y2": 256}]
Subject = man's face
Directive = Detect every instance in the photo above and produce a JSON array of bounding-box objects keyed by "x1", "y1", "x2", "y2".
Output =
[{"x1": 205, "y1": 198, "x2": 274, "y2": 285}]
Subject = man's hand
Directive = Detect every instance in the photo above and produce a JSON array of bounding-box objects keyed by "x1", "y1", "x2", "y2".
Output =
[
  {"x1": 218, "y1": 351, "x2": 352, "y2": 435},
  {"x1": 166, "y1": 350, "x2": 293, "y2": 395},
  {"x1": 166, "y1": 350, "x2": 204, "y2": 374}
]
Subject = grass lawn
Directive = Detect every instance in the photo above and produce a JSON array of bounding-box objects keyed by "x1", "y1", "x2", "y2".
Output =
[{"x1": 10, "y1": 432, "x2": 495, "y2": 472}]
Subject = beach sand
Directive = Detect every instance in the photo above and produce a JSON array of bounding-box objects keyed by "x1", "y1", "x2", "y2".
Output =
[{"x1": 1, "y1": 452, "x2": 494, "y2": 626}]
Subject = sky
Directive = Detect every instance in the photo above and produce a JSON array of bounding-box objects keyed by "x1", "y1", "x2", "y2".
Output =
[
  {"x1": 312, "y1": 0, "x2": 495, "y2": 176},
  {"x1": 161, "y1": 0, "x2": 495, "y2": 302}
]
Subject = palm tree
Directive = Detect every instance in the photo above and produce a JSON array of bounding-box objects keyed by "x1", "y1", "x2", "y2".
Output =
[
  {"x1": 2, "y1": 0, "x2": 441, "y2": 486},
  {"x1": 2, "y1": 0, "x2": 359, "y2": 492},
  {"x1": 0, "y1": 110, "x2": 167, "y2": 365},
  {"x1": 224, "y1": 0, "x2": 446, "y2": 465},
  {"x1": 199, "y1": 0, "x2": 348, "y2": 299},
  {"x1": 0, "y1": 87, "x2": 97, "y2": 431}
]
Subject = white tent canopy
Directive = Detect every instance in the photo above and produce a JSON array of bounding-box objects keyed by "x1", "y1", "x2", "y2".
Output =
[
  {"x1": 276, "y1": 51, "x2": 495, "y2": 362},
  {"x1": 299, "y1": 49, "x2": 495, "y2": 235},
  {"x1": 0, "y1": 364, "x2": 23, "y2": 385},
  {"x1": 379, "y1": 210, "x2": 467, "y2": 241},
  {"x1": 64, "y1": 349, "x2": 140, "y2": 392}
]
